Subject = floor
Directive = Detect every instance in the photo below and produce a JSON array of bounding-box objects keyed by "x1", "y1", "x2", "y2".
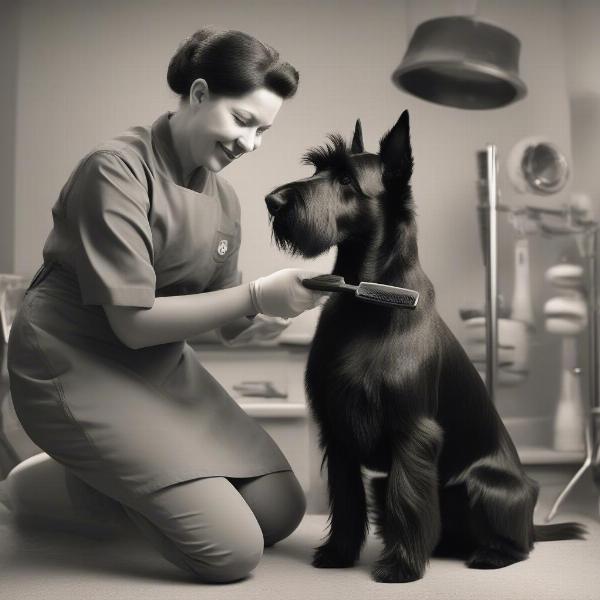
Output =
[{"x1": 1, "y1": 480, "x2": 599, "y2": 600}]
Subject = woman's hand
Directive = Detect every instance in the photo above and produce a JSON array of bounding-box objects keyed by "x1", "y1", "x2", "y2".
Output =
[
  {"x1": 249, "y1": 269, "x2": 329, "y2": 318},
  {"x1": 219, "y1": 314, "x2": 292, "y2": 347}
]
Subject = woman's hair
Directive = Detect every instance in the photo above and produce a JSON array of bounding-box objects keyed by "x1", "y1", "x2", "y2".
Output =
[{"x1": 167, "y1": 28, "x2": 299, "y2": 101}]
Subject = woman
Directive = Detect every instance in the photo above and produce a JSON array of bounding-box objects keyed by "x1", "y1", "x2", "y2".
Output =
[{"x1": 7, "y1": 28, "x2": 327, "y2": 583}]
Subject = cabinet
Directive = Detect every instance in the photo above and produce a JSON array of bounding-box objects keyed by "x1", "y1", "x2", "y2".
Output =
[{"x1": 191, "y1": 341, "x2": 326, "y2": 512}]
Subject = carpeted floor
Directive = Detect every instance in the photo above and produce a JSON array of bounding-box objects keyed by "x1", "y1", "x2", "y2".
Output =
[{"x1": 1, "y1": 480, "x2": 599, "y2": 600}]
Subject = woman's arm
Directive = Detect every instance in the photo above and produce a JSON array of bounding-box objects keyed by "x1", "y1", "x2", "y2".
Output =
[
  {"x1": 104, "y1": 283, "x2": 256, "y2": 349},
  {"x1": 105, "y1": 268, "x2": 326, "y2": 349}
]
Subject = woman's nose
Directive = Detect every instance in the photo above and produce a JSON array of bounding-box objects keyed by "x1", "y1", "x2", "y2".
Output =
[{"x1": 236, "y1": 130, "x2": 258, "y2": 153}]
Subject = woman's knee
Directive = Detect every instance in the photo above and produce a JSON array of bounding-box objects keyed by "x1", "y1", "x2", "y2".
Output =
[
  {"x1": 235, "y1": 470, "x2": 306, "y2": 547},
  {"x1": 266, "y1": 474, "x2": 306, "y2": 546},
  {"x1": 188, "y1": 530, "x2": 264, "y2": 583},
  {"x1": 127, "y1": 477, "x2": 266, "y2": 583}
]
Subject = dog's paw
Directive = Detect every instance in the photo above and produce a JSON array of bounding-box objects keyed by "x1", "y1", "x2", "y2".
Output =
[
  {"x1": 371, "y1": 559, "x2": 423, "y2": 583},
  {"x1": 312, "y1": 544, "x2": 355, "y2": 569},
  {"x1": 467, "y1": 546, "x2": 524, "y2": 569}
]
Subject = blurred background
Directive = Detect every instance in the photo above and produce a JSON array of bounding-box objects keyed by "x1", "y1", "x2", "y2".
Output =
[{"x1": 1, "y1": 0, "x2": 599, "y2": 511}]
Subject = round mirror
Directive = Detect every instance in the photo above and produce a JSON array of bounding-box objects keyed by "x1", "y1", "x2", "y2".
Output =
[
  {"x1": 507, "y1": 137, "x2": 570, "y2": 195},
  {"x1": 521, "y1": 144, "x2": 569, "y2": 194}
]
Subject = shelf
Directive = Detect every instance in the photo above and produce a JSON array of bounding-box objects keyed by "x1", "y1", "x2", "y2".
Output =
[
  {"x1": 190, "y1": 341, "x2": 310, "y2": 353},
  {"x1": 238, "y1": 402, "x2": 308, "y2": 419},
  {"x1": 517, "y1": 445, "x2": 585, "y2": 465}
]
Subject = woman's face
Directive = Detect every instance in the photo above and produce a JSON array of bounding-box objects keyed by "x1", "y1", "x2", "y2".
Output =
[{"x1": 185, "y1": 82, "x2": 284, "y2": 172}]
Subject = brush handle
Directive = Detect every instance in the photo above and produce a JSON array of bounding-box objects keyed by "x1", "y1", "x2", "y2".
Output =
[
  {"x1": 301, "y1": 275, "x2": 357, "y2": 294},
  {"x1": 303, "y1": 275, "x2": 418, "y2": 310}
]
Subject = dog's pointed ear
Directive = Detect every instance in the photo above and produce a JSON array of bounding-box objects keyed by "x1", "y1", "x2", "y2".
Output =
[
  {"x1": 350, "y1": 119, "x2": 364, "y2": 153},
  {"x1": 379, "y1": 110, "x2": 413, "y2": 190}
]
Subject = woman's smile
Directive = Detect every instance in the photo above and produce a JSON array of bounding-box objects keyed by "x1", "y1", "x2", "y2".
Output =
[{"x1": 218, "y1": 142, "x2": 239, "y2": 161}]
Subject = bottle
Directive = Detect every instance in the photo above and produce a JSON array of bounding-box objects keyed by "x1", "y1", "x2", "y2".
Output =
[
  {"x1": 511, "y1": 237, "x2": 534, "y2": 327},
  {"x1": 553, "y1": 338, "x2": 585, "y2": 452}
]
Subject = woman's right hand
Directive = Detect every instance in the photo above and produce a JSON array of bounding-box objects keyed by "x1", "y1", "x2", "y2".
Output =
[{"x1": 249, "y1": 268, "x2": 329, "y2": 318}]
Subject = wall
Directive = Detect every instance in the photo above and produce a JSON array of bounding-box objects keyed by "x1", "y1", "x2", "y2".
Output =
[
  {"x1": 563, "y1": 0, "x2": 600, "y2": 427},
  {"x1": 11, "y1": 0, "x2": 577, "y2": 422},
  {"x1": 0, "y1": 0, "x2": 19, "y2": 273},
  {"x1": 564, "y1": 0, "x2": 600, "y2": 211}
]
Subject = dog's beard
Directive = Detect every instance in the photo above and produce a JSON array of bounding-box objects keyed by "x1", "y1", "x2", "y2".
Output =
[{"x1": 270, "y1": 210, "x2": 337, "y2": 258}]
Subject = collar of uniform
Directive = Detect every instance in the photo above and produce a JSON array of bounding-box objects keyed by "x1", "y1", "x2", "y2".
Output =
[{"x1": 151, "y1": 112, "x2": 209, "y2": 193}]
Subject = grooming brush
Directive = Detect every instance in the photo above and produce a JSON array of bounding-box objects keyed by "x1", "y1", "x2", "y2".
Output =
[{"x1": 302, "y1": 274, "x2": 419, "y2": 309}]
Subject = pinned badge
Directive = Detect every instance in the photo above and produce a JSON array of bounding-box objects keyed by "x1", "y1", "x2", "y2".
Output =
[{"x1": 217, "y1": 239, "x2": 228, "y2": 256}]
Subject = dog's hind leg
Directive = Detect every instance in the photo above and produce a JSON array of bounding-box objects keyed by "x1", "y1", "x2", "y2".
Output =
[
  {"x1": 462, "y1": 458, "x2": 538, "y2": 569},
  {"x1": 312, "y1": 444, "x2": 368, "y2": 569},
  {"x1": 371, "y1": 417, "x2": 443, "y2": 583}
]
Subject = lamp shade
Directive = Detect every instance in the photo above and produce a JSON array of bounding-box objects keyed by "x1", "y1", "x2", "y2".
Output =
[{"x1": 392, "y1": 16, "x2": 527, "y2": 110}]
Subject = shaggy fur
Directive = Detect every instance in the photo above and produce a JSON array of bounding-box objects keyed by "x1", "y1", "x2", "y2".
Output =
[{"x1": 265, "y1": 112, "x2": 585, "y2": 583}]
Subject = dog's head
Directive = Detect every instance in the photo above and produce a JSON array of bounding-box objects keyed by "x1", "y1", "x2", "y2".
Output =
[{"x1": 266, "y1": 111, "x2": 414, "y2": 258}]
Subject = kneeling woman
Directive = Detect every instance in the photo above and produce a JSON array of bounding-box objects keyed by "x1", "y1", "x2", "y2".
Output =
[{"x1": 7, "y1": 28, "x2": 326, "y2": 583}]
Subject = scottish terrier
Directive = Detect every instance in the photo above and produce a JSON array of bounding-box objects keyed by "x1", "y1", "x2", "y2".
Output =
[{"x1": 265, "y1": 111, "x2": 585, "y2": 583}]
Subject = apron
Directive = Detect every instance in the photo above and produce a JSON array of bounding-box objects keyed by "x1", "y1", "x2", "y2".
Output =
[{"x1": 7, "y1": 263, "x2": 290, "y2": 501}]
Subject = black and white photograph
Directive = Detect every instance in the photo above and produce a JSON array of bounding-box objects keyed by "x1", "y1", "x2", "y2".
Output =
[{"x1": 0, "y1": 1, "x2": 599, "y2": 599}]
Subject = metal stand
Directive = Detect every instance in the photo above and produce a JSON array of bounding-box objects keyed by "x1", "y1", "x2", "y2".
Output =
[
  {"x1": 477, "y1": 145, "x2": 499, "y2": 404},
  {"x1": 546, "y1": 226, "x2": 600, "y2": 520},
  {"x1": 475, "y1": 169, "x2": 600, "y2": 517}
]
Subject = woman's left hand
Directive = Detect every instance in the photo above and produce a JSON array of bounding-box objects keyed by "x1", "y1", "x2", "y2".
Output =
[{"x1": 219, "y1": 314, "x2": 292, "y2": 347}]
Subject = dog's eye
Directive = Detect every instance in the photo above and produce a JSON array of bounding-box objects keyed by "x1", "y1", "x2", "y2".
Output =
[{"x1": 339, "y1": 175, "x2": 352, "y2": 186}]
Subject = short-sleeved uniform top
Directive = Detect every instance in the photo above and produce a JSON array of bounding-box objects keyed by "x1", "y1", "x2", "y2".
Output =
[{"x1": 7, "y1": 113, "x2": 290, "y2": 501}]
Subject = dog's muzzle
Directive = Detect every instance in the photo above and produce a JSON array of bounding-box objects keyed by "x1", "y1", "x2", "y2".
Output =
[{"x1": 265, "y1": 191, "x2": 288, "y2": 216}]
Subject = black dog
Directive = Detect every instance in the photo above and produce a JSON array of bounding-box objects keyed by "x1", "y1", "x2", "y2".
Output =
[{"x1": 265, "y1": 111, "x2": 585, "y2": 583}]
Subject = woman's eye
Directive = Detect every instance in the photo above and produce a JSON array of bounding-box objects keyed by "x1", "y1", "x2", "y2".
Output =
[{"x1": 233, "y1": 115, "x2": 247, "y2": 126}]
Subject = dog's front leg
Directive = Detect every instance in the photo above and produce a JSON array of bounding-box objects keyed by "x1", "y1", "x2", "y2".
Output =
[
  {"x1": 312, "y1": 444, "x2": 367, "y2": 568},
  {"x1": 372, "y1": 417, "x2": 443, "y2": 583}
]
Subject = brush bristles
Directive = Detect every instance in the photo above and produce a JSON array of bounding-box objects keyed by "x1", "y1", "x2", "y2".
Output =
[{"x1": 357, "y1": 282, "x2": 418, "y2": 308}]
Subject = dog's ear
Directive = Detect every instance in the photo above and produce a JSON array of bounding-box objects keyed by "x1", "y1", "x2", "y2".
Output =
[
  {"x1": 351, "y1": 119, "x2": 364, "y2": 153},
  {"x1": 379, "y1": 110, "x2": 413, "y2": 191}
]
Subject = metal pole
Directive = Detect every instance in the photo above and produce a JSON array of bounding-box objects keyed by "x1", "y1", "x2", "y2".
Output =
[
  {"x1": 484, "y1": 145, "x2": 498, "y2": 403},
  {"x1": 587, "y1": 229, "x2": 600, "y2": 487}
]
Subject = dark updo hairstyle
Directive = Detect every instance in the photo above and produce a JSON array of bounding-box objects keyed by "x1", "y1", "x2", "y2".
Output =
[{"x1": 167, "y1": 28, "x2": 299, "y2": 101}]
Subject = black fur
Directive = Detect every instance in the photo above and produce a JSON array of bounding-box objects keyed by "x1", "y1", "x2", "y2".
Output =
[{"x1": 265, "y1": 112, "x2": 586, "y2": 583}]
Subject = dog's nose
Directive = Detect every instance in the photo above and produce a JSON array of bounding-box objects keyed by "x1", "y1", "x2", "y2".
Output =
[{"x1": 265, "y1": 192, "x2": 288, "y2": 215}]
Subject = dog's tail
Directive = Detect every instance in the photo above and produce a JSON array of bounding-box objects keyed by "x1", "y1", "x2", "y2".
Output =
[{"x1": 534, "y1": 522, "x2": 587, "y2": 542}]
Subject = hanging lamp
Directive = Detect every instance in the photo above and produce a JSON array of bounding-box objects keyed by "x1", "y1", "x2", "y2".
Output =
[{"x1": 392, "y1": 16, "x2": 527, "y2": 110}]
